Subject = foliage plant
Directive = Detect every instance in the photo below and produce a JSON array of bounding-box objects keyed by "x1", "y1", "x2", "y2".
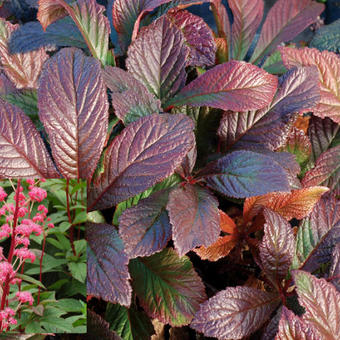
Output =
[
  {"x1": 0, "y1": 179, "x2": 86, "y2": 335},
  {"x1": 0, "y1": 0, "x2": 339, "y2": 339}
]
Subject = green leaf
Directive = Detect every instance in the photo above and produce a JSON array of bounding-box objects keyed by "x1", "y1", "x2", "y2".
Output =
[
  {"x1": 73, "y1": 211, "x2": 87, "y2": 225},
  {"x1": 50, "y1": 298, "x2": 84, "y2": 313},
  {"x1": 310, "y1": 18, "x2": 340, "y2": 53},
  {"x1": 68, "y1": 262, "x2": 86, "y2": 283},
  {"x1": 15, "y1": 273, "x2": 46, "y2": 289}
]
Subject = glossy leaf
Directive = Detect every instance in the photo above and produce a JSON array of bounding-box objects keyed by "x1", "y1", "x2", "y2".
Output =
[
  {"x1": 293, "y1": 270, "x2": 340, "y2": 339},
  {"x1": 129, "y1": 247, "x2": 207, "y2": 326},
  {"x1": 310, "y1": 18, "x2": 340, "y2": 53},
  {"x1": 167, "y1": 61, "x2": 278, "y2": 111},
  {"x1": 199, "y1": 150, "x2": 290, "y2": 198},
  {"x1": 229, "y1": 0, "x2": 263, "y2": 60},
  {"x1": 38, "y1": 48, "x2": 108, "y2": 179},
  {"x1": 103, "y1": 66, "x2": 161, "y2": 124},
  {"x1": 126, "y1": 15, "x2": 188, "y2": 105},
  {"x1": 0, "y1": 19, "x2": 48, "y2": 89},
  {"x1": 244, "y1": 186, "x2": 329, "y2": 222},
  {"x1": 329, "y1": 244, "x2": 340, "y2": 292},
  {"x1": 280, "y1": 47, "x2": 340, "y2": 124},
  {"x1": 260, "y1": 208, "x2": 295, "y2": 286},
  {"x1": 167, "y1": 184, "x2": 220, "y2": 256},
  {"x1": 191, "y1": 287, "x2": 279, "y2": 339},
  {"x1": 0, "y1": 99, "x2": 59, "y2": 178},
  {"x1": 88, "y1": 114, "x2": 195, "y2": 211},
  {"x1": 166, "y1": 8, "x2": 216, "y2": 67},
  {"x1": 250, "y1": 0, "x2": 324, "y2": 64},
  {"x1": 87, "y1": 223, "x2": 132, "y2": 307},
  {"x1": 119, "y1": 190, "x2": 171, "y2": 258}
]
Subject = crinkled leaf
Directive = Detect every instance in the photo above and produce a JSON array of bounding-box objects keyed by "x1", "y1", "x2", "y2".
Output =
[
  {"x1": 280, "y1": 47, "x2": 340, "y2": 124},
  {"x1": 244, "y1": 187, "x2": 329, "y2": 222},
  {"x1": 38, "y1": 48, "x2": 108, "y2": 180},
  {"x1": 302, "y1": 145, "x2": 340, "y2": 192},
  {"x1": 329, "y1": 244, "x2": 340, "y2": 292},
  {"x1": 87, "y1": 223, "x2": 132, "y2": 307},
  {"x1": 166, "y1": 8, "x2": 216, "y2": 67},
  {"x1": 129, "y1": 247, "x2": 207, "y2": 326},
  {"x1": 260, "y1": 208, "x2": 295, "y2": 286},
  {"x1": 167, "y1": 184, "x2": 220, "y2": 256},
  {"x1": 199, "y1": 150, "x2": 290, "y2": 198},
  {"x1": 105, "y1": 303, "x2": 155, "y2": 340},
  {"x1": 293, "y1": 270, "x2": 340, "y2": 339},
  {"x1": 229, "y1": 0, "x2": 263, "y2": 60},
  {"x1": 88, "y1": 114, "x2": 195, "y2": 211},
  {"x1": 1, "y1": 89, "x2": 38, "y2": 117},
  {"x1": 310, "y1": 18, "x2": 340, "y2": 53},
  {"x1": 88, "y1": 310, "x2": 122, "y2": 340},
  {"x1": 262, "y1": 307, "x2": 283, "y2": 340},
  {"x1": 250, "y1": 0, "x2": 324, "y2": 64},
  {"x1": 0, "y1": 19, "x2": 48, "y2": 89},
  {"x1": 103, "y1": 66, "x2": 161, "y2": 124},
  {"x1": 175, "y1": 143, "x2": 196, "y2": 178},
  {"x1": 275, "y1": 306, "x2": 319, "y2": 340},
  {"x1": 167, "y1": 61, "x2": 278, "y2": 111},
  {"x1": 0, "y1": 99, "x2": 59, "y2": 178},
  {"x1": 263, "y1": 49, "x2": 288, "y2": 75},
  {"x1": 37, "y1": 0, "x2": 68, "y2": 30},
  {"x1": 9, "y1": 17, "x2": 87, "y2": 54},
  {"x1": 126, "y1": 15, "x2": 188, "y2": 105},
  {"x1": 217, "y1": 67, "x2": 320, "y2": 151},
  {"x1": 119, "y1": 190, "x2": 171, "y2": 258},
  {"x1": 191, "y1": 287, "x2": 279, "y2": 339}
]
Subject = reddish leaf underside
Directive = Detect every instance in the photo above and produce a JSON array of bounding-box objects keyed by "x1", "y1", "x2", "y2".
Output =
[
  {"x1": 37, "y1": 0, "x2": 68, "y2": 30},
  {"x1": 329, "y1": 244, "x2": 340, "y2": 292}
]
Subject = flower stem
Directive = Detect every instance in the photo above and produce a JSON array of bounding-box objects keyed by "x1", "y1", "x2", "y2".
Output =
[{"x1": 66, "y1": 180, "x2": 76, "y2": 256}]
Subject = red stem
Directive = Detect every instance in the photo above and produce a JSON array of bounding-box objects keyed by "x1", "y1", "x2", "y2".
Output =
[
  {"x1": 37, "y1": 231, "x2": 46, "y2": 304},
  {"x1": 66, "y1": 180, "x2": 76, "y2": 256}
]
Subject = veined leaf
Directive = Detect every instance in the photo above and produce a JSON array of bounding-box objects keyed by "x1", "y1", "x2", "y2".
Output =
[
  {"x1": 87, "y1": 114, "x2": 195, "y2": 211},
  {"x1": 329, "y1": 244, "x2": 340, "y2": 292},
  {"x1": 310, "y1": 18, "x2": 340, "y2": 53},
  {"x1": 210, "y1": 0, "x2": 231, "y2": 42},
  {"x1": 229, "y1": 0, "x2": 263, "y2": 60},
  {"x1": 129, "y1": 247, "x2": 206, "y2": 326},
  {"x1": 280, "y1": 47, "x2": 340, "y2": 124},
  {"x1": 293, "y1": 270, "x2": 340, "y2": 339},
  {"x1": 0, "y1": 19, "x2": 48, "y2": 89},
  {"x1": 198, "y1": 150, "x2": 290, "y2": 198},
  {"x1": 1, "y1": 89, "x2": 38, "y2": 117},
  {"x1": 38, "y1": 48, "x2": 108, "y2": 180},
  {"x1": 87, "y1": 223, "x2": 132, "y2": 307},
  {"x1": 119, "y1": 190, "x2": 171, "y2": 258},
  {"x1": 191, "y1": 286, "x2": 279, "y2": 339},
  {"x1": 37, "y1": 0, "x2": 68, "y2": 30},
  {"x1": 250, "y1": 0, "x2": 324, "y2": 64},
  {"x1": 103, "y1": 66, "x2": 161, "y2": 124},
  {"x1": 260, "y1": 208, "x2": 295, "y2": 287},
  {"x1": 167, "y1": 61, "x2": 278, "y2": 111},
  {"x1": 126, "y1": 15, "x2": 189, "y2": 105},
  {"x1": 167, "y1": 184, "x2": 220, "y2": 256},
  {"x1": 0, "y1": 99, "x2": 59, "y2": 178},
  {"x1": 88, "y1": 310, "x2": 122, "y2": 340},
  {"x1": 263, "y1": 48, "x2": 288, "y2": 75}
]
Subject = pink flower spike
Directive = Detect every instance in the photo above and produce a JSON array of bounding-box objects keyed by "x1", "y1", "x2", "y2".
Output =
[
  {"x1": 18, "y1": 207, "x2": 28, "y2": 217},
  {"x1": 28, "y1": 187, "x2": 47, "y2": 202},
  {"x1": 15, "y1": 291, "x2": 34, "y2": 305},
  {"x1": 0, "y1": 187, "x2": 7, "y2": 201},
  {"x1": 9, "y1": 317, "x2": 17, "y2": 325},
  {"x1": 4, "y1": 307, "x2": 15, "y2": 317},
  {"x1": 48, "y1": 223, "x2": 54, "y2": 229},
  {"x1": 26, "y1": 179, "x2": 35, "y2": 185},
  {"x1": 40, "y1": 178, "x2": 46, "y2": 182},
  {"x1": 33, "y1": 214, "x2": 44, "y2": 223},
  {"x1": 0, "y1": 261, "x2": 14, "y2": 282},
  {"x1": 37, "y1": 204, "x2": 48, "y2": 214},
  {"x1": 14, "y1": 248, "x2": 36, "y2": 263}
]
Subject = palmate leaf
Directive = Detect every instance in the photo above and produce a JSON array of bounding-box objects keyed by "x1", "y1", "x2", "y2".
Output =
[
  {"x1": 102, "y1": 66, "x2": 161, "y2": 124},
  {"x1": 129, "y1": 247, "x2": 206, "y2": 326},
  {"x1": 119, "y1": 189, "x2": 171, "y2": 258},
  {"x1": 293, "y1": 270, "x2": 340, "y2": 339},
  {"x1": 310, "y1": 18, "x2": 340, "y2": 53},
  {"x1": 87, "y1": 114, "x2": 195, "y2": 211},
  {"x1": 87, "y1": 223, "x2": 132, "y2": 307},
  {"x1": 198, "y1": 150, "x2": 290, "y2": 198},
  {"x1": 191, "y1": 286, "x2": 280, "y2": 339},
  {"x1": 250, "y1": 0, "x2": 324, "y2": 64},
  {"x1": 0, "y1": 19, "x2": 49, "y2": 89},
  {"x1": 88, "y1": 310, "x2": 122, "y2": 340},
  {"x1": 0, "y1": 99, "x2": 59, "y2": 178},
  {"x1": 280, "y1": 47, "x2": 340, "y2": 124},
  {"x1": 126, "y1": 15, "x2": 189, "y2": 105},
  {"x1": 167, "y1": 183, "x2": 220, "y2": 256},
  {"x1": 38, "y1": 48, "x2": 108, "y2": 180},
  {"x1": 167, "y1": 61, "x2": 278, "y2": 111},
  {"x1": 229, "y1": 0, "x2": 263, "y2": 60}
]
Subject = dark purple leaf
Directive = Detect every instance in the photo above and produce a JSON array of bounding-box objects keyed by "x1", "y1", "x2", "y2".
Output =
[
  {"x1": 229, "y1": 0, "x2": 263, "y2": 60},
  {"x1": 129, "y1": 247, "x2": 207, "y2": 326},
  {"x1": 0, "y1": 99, "x2": 59, "y2": 178},
  {"x1": 250, "y1": 0, "x2": 324, "y2": 64},
  {"x1": 87, "y1": 114, "x2": 195, "y2": 211},
  {"x1": 167, "y1": 61, "x2": 278, "y2": 111},
  {"x1": 293, "y1": 270, "x2": 340, "y2": 339},
  {"x1": 38, "y1": 48, "x2": 108, "y2": 180},
  {"x1": 191, "y1": 286, "x2": 279, "y2": 339},
  {"x1": 261, "y1": 307, "x2": 282, "y2": 340},
  {"x1": 88, "y1": 310, "x2": 122, "y2": 340},
  {"x1": 167, "y1": 184, "x2": 220, "y2": 256},
  {"x1": 119, "y1": 190, "x2": 171, "y2": 258},
  {"x1": 166, "y1": 8, "x2": 216, "y2": 67},
  {"x1": 87, "y1": 223, "x2": 132, "y2": 307},
  {"x1": 126, "y1": 15, "x2": 188, "y2": 105},
  {"x1": 260, "y1": 208, "x2": 295, "y2": 287},
  {"x1": 199, "y1": 150, "x2": 290, "y2": 198},
  {"x1": 103, "y1": 66, "x2": 161, "y2": 124},
  {"x1": 329, "y1": 244, "x2": 340, "y2": 292},
  {"x1": 175, "y1": 143, "x2": 196, "y2": 178}
]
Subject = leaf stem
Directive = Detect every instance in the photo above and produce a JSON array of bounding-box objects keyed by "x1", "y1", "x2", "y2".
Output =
[{"x1": 66, "y1": 179, "x2": 76, "y2": 256}]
